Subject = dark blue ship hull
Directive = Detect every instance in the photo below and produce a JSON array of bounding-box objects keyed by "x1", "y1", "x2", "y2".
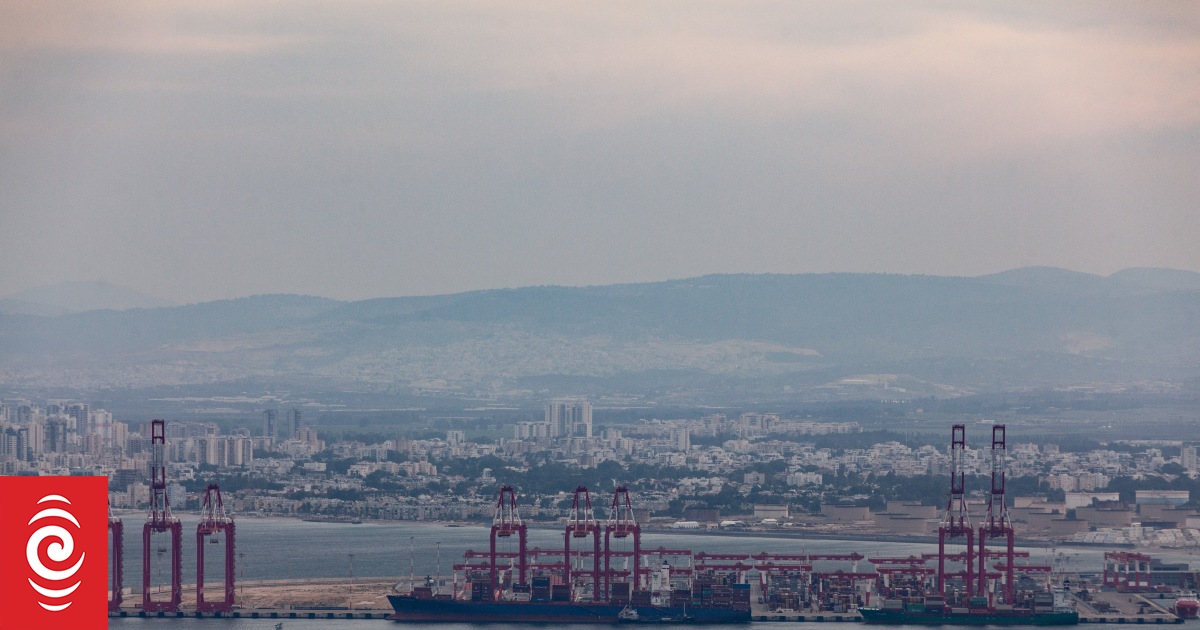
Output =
[
  {"x1": 859, "y1": 607, "x2": 1079, "y2": 626},
  {"x1": 387, "y1": 595, "x2": 750, "y2": 624}
]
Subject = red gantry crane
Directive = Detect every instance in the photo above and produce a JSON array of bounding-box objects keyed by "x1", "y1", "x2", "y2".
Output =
[
  {"x1": 603, "y1": 486, "x2": 641, "y2": 602},
  {"x1": 196, "y1": 484, "x2": 236, "y2": 613},
  {"x1": 489, "y1": 485, "x2": 528, "y2": 596},
  {"x1": 143, "y1": 419, "x2": 183, "y2": 612},
  {"x1": 978, "y1": 425, "x2": 1015, "y2": 604},
  {"x1": 937, "y1": 424, "x2": 974, "y2": 598},
  {"x1": 564, "y1": 486, "x2": 602, "y2": 601},
  {"x1": 109, "y1": 505, "x2": 123, "y2": 612}
]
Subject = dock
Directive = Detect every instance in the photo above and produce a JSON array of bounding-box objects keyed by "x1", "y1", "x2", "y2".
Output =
[
  {"x1": 1071, "y1": 591, "x2": 1184, "y2": 624},
  {"x1": 110, "y1": 608, "x2": 394, "y2": 620},
  {"x1": 108, "y1": 576, "x2": 399, "y2": 620},
  {"x1": 106, "y1": 576, "x2": 1186, "y2": 623}
]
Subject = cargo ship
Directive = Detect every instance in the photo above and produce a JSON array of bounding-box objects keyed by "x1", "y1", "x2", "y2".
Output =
[
  {"x1": 859, "y1": 607, "x2": 1079, "y2": 626},
  {"x1": 387, "y1": 563, "x2": 751, "y2": 623},
  {"x1": 387, "y1": 486, "x2": 750, "y2": 624},
  {"x1": 387, "y1": 586, "x2": 749, "y2": 624},
  {"x1": 859, "y1": 594, "x2": 1079, "y2": 626}
]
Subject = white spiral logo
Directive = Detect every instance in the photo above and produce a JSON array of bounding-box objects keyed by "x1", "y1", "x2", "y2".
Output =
[{"x1": 26, "y1": 494, "x2": 86, "y2": 612}]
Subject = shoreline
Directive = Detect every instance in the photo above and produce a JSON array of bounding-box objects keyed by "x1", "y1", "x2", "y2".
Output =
[{"x1": 110, "y1": 510, "x2": 1156, "y2": 552}]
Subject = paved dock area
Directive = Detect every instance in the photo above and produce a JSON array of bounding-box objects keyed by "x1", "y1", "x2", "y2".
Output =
[
  {"x1": 1071, "y1": 591, "x2": 1182, "y2": 624},
  {"x1": 110, "y1": 577, "x2": 399, "y2": 619},
  {"x1": 111, "y1": 609, "x2": 394, "y2": 620}
]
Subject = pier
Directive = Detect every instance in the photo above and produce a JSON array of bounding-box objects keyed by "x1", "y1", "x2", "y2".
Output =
[
  {"x1": 111, "y1": 608, "x2": 394, "y2": 620},
  {"x1": 108, "y1": 577, "x2": 397, "y2": 620}
]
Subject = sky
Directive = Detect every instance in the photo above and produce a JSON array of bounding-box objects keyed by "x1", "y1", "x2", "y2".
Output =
[{"x1": 1, "y1": 1, "x2": 1198, "y2": 304}]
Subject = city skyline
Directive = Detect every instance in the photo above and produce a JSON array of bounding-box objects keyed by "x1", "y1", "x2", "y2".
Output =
[{"x1": 2, "y1": 2, "x2": 1197, "y2": 303}]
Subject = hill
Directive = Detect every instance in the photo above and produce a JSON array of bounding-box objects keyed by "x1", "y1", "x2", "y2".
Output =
[{"x1": 1, "y1": 268, "x2": 1197, "y2": 399}]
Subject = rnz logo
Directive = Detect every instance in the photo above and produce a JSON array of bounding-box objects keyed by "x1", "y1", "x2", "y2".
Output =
[
  {"x1": 27, "y1": 495, "x2": 87, "y2": 611},
  {"x1": 0, "y1": 476, "x2": 107, "y2": 630}
]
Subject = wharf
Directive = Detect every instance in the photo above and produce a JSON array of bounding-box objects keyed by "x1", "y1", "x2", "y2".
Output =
[
  {"x1": 1072, "y1": 591, "x2": 1184, "y2": 624},
  {"x1": 108, "y1": 577, "x2": 398, "y2": 620},
  {"x1": 109, "y1": 608, "x2": 394, "y2": 620},
  {"x1": 108, "y1": 607, "x2": 1187, "y2": 624}
]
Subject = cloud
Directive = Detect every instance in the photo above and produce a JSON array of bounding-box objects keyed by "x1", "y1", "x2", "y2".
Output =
[
  {"x1": 0, "y1": 1, "x2": 1196, "y2": 301},
  {"x1": 349, "y1": 3, "x2": 1200, "y2": 162}
]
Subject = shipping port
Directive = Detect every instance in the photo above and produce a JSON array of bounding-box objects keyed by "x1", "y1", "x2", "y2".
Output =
[
  {"x1": 106, "y1": 421, "x2": 1196, "y2": 623},
  {"x1": 388, "y1": 485, "x2": 752, "y2": 623}
]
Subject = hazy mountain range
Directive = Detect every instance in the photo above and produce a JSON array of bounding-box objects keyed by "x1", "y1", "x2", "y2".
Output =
[{"x1": 2, "y1": 268, "x2": 1198, "y2": 399}]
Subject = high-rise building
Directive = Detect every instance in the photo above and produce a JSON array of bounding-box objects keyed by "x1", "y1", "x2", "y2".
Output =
[
  {"x1": 198, "y1": 435, "x2": 253, "y2": 467},
  {"x1": 66, "y1": 403, "x2": 89, "y2": 434},
  {"x1": 1183, "y1": 445, "x2": 1198, "y2": 471},
  {"x1": 287, "y1": 408, "x2": 302, "y2": 439},
  {"x1": 669, "y1": 427, "x2": 690, "y2": 451},
  {"x1": 546, "y1": 398, "x2": 592, "y2": 438},
  {"x1": 26, "y1": 421, "x2": 44, "y2": 455},
  {"x1": 514, "y1": 422, "x2": 551, "y2": 440},
  {"x1": 1, "y1": 426, "x2": 29, "y2": 461},
  {"x1": 296, "y1": 427, "x2": 322, "y2": 450},
  {"x1": 263, "y1": 409, "x2": 277, "y2": 440},
  {"x1": 44, "y1": 417, "x2": 69, "y2": 453},
  {"x1": 111, "y1": 421, "x2": 129, "y2": 452},
  {"x1": 92, "y1": 409, "x2": 112, "y2": 446}
]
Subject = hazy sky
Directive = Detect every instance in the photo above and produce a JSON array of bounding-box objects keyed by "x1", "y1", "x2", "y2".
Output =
[{"x1": 2, "y1": 1, "x2": 1197, "y2": 303}]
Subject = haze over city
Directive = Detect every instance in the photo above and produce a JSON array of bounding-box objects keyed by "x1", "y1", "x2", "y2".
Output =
[
  {"x1": 2, "y1": 1, "x2": 1198, "y2": 304},
  {"x1": 5, "y1": 5, "x2": 1200, "y2": 626}
]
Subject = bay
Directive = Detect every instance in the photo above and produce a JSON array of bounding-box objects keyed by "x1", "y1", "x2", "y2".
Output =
[{"x1": 116, "y1": 516, "x2": 1150, "y2": 587}]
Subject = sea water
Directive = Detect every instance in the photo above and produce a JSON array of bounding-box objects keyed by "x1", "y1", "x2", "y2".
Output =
[{"x1": 116, "y1": 516, "x2": 1147, "y2": 586}]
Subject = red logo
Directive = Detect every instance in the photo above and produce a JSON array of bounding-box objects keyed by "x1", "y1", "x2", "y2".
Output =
[{"x1": 0, "y1": 476, "x2": 108, "y2": 630}]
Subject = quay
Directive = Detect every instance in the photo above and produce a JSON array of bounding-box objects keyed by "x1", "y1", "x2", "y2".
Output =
[
  {"x1": 108, "y1": 609, "x2": 1187, "y2": 624},
  {"x1": 109, "y1": 576, "x2": 398, "y2": 620},
  {"x1": 1070, "y1": 591, "x2": 1185, "y2": 625},
  {"x1": 110, "y1": 608, "x2": 393, "y2": 620}
]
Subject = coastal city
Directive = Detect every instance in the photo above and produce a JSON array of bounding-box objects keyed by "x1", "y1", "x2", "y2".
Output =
[
  {"x1": 3, "y1": 1, "x2": 1197, "y2": 627},
  {"x1": 5, "y1": 397, "x2": 1200, "y2": 549}
]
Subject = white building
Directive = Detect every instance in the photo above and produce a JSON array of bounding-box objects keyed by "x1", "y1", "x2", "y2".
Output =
[
  {"x1": 546, "y1": 398, "x2": 592, "y2": 438},
  {"x1": 1183, "y1": 445, "x2": 1198, "y2": 472},
  {"x1": 786, "y1": 471, "x2": 823, "y2": 486}
]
